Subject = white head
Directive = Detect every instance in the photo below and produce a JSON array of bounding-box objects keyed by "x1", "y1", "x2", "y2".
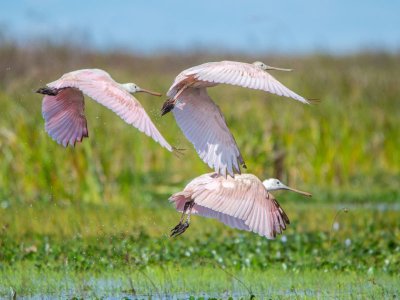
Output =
[
  {"x1": 263, "y1": 178, "x2": 312, "y2": 197},
  {"x1": 253, "y1": 61, "x2": 292, "y2": 72},
  {"x1": 253, "y1": 61, "x2": 268, "y2": 70},
  {"x1": 120, "y1": 83, "x2": 162, "y2": 96}
]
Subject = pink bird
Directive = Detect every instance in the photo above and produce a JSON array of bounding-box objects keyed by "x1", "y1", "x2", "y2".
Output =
[
  {"x1": 162, "y1": 61, "x2": 311, "y2": 177},
  {"x1": 169, "y1": 173, "x2": 311, "y2": 239},
  {"x1": 37, "y1": 68, "x2": 173, "y2": 151}
]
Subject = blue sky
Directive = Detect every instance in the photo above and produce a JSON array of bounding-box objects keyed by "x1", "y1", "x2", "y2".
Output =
[{"x1": 1, "y1": 0, "x2": 399, "y2": 54}]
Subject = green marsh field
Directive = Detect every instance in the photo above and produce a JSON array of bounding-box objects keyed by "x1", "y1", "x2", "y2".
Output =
[{"x1": 0, "y1": 43, "x2": 399, "y2": 298}]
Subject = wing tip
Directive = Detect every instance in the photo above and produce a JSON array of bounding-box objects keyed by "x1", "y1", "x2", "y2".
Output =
[
  {"x1": 36, "y1": 87, "x2": 59, "y2": 96},
  {"x1": 161, "y1": 99, "x2": 175, "y2": 116}
]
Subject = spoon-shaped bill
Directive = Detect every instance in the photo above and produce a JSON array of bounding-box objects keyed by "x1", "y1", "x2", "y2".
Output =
[
  {"x1": 266, "y1": 65, "x2": 293, "y2": 71},
  {"x1": 283, "y1": 185, "x2": 312, "y2": 197},
  {"x1": 137, "y1": 87, "x2": 162, "y2": 97}
]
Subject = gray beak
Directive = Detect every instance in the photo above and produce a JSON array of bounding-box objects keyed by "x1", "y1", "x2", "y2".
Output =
[
  {"x1": 265, "y1": 65, "x2": 293, "y2": 72},
  {"x1": 137, "y1": 87, "x2": 162, "y2": 97},
  {"x1": 282, "y1": 184, "x2": 312, "y2": 197}
]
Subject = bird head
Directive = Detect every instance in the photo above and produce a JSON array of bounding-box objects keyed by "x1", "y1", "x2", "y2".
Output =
[
  {"x1": 262, "y1": 178, "x2": 312, "y2": 197},
  {"x1": 253, "y1": 61, "x2": 268, "y2": 70},
  {"x1": 121, "y1": 83, "x2": 162, "y2": 96}
]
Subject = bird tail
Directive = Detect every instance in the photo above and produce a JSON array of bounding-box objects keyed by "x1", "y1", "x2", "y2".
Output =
[
  {"x1": 161, "y1": 98, "x2": 176, "y2": 116},
  {"x1": 36, "y1": 86, "x2": 59, "y2": 96},
  {"x1": 169, "y1": 192, "x2": 193, "y2": 212}
]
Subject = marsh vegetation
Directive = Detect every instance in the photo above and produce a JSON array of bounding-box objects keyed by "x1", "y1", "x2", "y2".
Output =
[{"x1": 0, "y1": 41, "x2": 399, "y2": 298}]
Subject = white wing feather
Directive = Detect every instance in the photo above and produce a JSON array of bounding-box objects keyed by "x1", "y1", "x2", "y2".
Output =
[
  {"x1": 172, "y1": 88, "x2": 244, "y2": 177},
  {"x1": 168, "y1": 61, "x2": 309, "y2": 104},
  {"x1": 170, "y1": 173, "x2": 289, "y2": 239}
]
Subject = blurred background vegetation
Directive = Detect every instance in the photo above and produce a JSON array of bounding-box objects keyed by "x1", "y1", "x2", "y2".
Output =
[
  {"x1": 1, "y1": 0, "x2": 400, "y2": 296},
  {"x1": 0, "y1": 39, "x2": 399, "y2": 206},
  {"x1": 0, "y1": 36, "x2": 399, "y2": 297}
]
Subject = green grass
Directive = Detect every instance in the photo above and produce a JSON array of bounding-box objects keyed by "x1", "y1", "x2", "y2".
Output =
[
  {"x1": 0, "y1": 202, "x2": 399, "y2": 297},
  {"x1": 2, "y1": 265, "x2": 399, "y2": 299},
  {"x1": 0, "y1": 43, "x2": 399, "y2": 298},
  {"x1": 0, "y1": 46, "x2": 399, "y2": 205}
]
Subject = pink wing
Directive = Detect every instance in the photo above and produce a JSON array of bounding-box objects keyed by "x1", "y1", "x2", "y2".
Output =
[
  {"x1": 45, "y1": 69, "x2": 172, "y2": 151},
  {"x1": 42, "y1": 88, "x2": 88, "y2": 147},
  {"x1": 170, "y1": 173, "x2": 289, "y2": 239},
  {"x1": 173, "y1": 193, "x2": 249, "y2": 231},
  {"x1": 172, "y1": 88, "x2": 245, "y2": 177},
  {"x1": 167, "y1": 61, "x2": 309, "y2": 104}
]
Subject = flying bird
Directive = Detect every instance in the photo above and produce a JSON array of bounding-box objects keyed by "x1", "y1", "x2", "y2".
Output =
[
  {"x1": 169, "y1": 173, "x2": 311, "y2": 239},
  {"x1": 37, "y1": 68, "x2": 173, "y2": 151},
  {"x1": 162, "y1": 61, "x2": 311, "y2": 177}
]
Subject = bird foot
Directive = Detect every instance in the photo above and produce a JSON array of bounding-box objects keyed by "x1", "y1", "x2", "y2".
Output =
[
  {"x1": 170, "y1": 220, "x2": 190, "y2": 237},
  {"x1": 172, "y1": 147, "x2": 186, "y2": 158}
]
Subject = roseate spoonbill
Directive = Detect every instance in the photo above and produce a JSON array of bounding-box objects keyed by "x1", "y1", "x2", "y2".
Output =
[
  {"x1": 36, "y1": 68, "x2": 173, "y2": 151},
  {"x1": 162, "y1": 61, "x2": 311, "y2": 177},
  {"x1": 169, "y1": 173, "x2": 311, "y2": 238}
]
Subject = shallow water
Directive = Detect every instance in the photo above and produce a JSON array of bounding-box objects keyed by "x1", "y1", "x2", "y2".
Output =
[
  {"x1": 8, "y1": 290, "x2": 333, "y2": 300},
  {"x1": 9, "y1": 278, "x2": 398, "y2": 300}
]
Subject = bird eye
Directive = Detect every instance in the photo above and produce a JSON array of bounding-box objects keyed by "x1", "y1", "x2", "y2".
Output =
[{"x1": 276, "y1": 181, "x2": 280, "y2": 184}]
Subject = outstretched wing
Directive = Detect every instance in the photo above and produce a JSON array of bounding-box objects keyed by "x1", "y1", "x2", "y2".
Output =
[
  {"x1": 168, "y1": 61, "x2": 309, "y2": 104},
  {"x1": 46, "y1": 69, "x2": 173, "y2": 151},
  {"x1": 172, "y1": 193, "x2": 250, "y2": 231},
  {"x1": 42, "y1": 88, "x2": 88, "y2": 147},
  {"x1": 172, "y1": 88, "x2": 245, "y2": 177},
  {"x1": 170, "y1": 173, "x2": 289, "y2": 239}
]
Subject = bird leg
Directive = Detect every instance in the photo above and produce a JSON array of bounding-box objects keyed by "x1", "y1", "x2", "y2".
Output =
[
  {"x1": 170, "y1": 200, "x2": 195, "y2": 237},
  {"x1": 173, "y1": 83, "x2": 190, "y2": 101},
  {"x1": 179, "y1": 201, "x2": 192, "y2": 223}
]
